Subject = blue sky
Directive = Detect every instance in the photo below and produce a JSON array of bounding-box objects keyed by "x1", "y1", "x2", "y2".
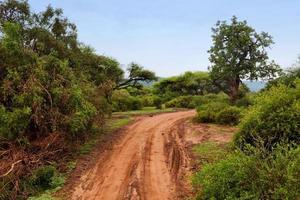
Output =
[{"x1": 29, "y1": 0, "x2": 300, "y2": 77}]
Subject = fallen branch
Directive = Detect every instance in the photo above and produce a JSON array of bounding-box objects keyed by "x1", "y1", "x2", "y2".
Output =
[{"x1": 0, "y1": 160, "x2": 22, "y2": 178}]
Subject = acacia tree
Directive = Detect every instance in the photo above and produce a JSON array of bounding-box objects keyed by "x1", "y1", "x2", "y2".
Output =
[
  {"x1": 114, "y1": 62, "x2": 157, "y2": 90},
  {"x1": 208, "y1": 16, "x2": 281, "y2": 103}
]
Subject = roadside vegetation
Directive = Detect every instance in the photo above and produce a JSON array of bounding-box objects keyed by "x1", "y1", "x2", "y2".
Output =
[
  {"x1": 190, "y1": 17, "x2": 300, "y2": 200},
  {"x1": 0, "y1": 1, "x2": 299, "y2": 200},
  {"x1": 0, "y1": 1, "x2": 157, "y2": 199}
]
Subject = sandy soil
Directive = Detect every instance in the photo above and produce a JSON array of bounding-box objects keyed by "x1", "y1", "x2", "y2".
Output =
[{"x1": 62, "y1": 110, "x2": 235, "y2": 200}]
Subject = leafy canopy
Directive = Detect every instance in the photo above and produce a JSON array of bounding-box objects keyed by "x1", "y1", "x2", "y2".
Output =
[{"x1": 209, "y1": 16, "x2": 281, "y2": 102}]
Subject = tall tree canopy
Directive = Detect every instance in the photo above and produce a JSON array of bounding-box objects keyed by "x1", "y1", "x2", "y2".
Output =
[
  {"x1": 114, "y1": 62, "x2": 157, "y2": 90},
  {"x1": 208, "y1": 16, "x2": 281, "y2": 102},
  {"x1": 154, "y1": 71, "x2": 218, "y2": 101},
  {"x1": 0, "y1": 0, "x2": 155, "y2": 140}
]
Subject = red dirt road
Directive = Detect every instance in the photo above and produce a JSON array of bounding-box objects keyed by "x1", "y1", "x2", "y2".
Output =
[{"x1": 69, "y1": 110, "x2": 196, "y2": 200}]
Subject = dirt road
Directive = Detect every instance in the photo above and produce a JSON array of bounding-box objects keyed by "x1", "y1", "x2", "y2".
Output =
[{"x1": 68, "y1": 110, "x2": 196, "y2": 200}]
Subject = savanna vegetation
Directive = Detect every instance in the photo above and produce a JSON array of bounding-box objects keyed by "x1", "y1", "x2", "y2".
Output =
[
  {"x1": 0, "y1": 0, "x2": 157, "y2": 199},
  {"x1": 190, "y1": 17, "x2": 300, "y2": 200},
  {"x1": 0, "y1": 1, "x2": 299, "y2": 199}
]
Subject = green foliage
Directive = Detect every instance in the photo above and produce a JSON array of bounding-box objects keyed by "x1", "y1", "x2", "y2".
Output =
[
  {"x1": 192, "y1": 145, "x2": 300, "y2": 200},
  {"x1": 115, "y1": 62, "x2": 157, "y2": 90},
  {"x1": 216, "y1": 106, "x2": 242, "y2": 125},
  {"x1": 28, "y1": 193, "x2": 57, "y2": 200},
  {"x1": 140, "y1": 95, "x2": 155, "y2": 107},
  {"x1": 0, "y1": 105, "x2": 31, "y2": 139},
  {"x1": 112, "y1": 89, "x2": 143, "y2": 111},
  {"x1": 234, "y1": 81, "x2": 300, "y2": 150},
  {"x1": 153, "y1": 71, "x2": 218, "y2": 102},
  {"x1": 0, "y1": 0, "x2": 120, "y2": 141},
  {"x1": 196, "y1": 102, "x2": 229, "y2": 123},
  {"x1": 153, "y1": 96, "x2": 163, "y2": 109},
  {"x1": 235, "y1": 93, "x2": 254, "y2": 107},
  {"x1": 193, "y1": 142, "x2": 230, "y2": 165},
  {"x1": 209, "y1": 16, "x2": 281, "y2": 102},
  {"x1": 113, "y1": 107, "x2": 174, "y2": 116},
  {"x1": 165, "y1": 96, "x2": 193, "y2": 108},
  {"x1": 29, "y1": 165, "x2": 65, "y2": 191},
  {"x1": 265, "y1": 59, "x2": 300, "y2": 89}
]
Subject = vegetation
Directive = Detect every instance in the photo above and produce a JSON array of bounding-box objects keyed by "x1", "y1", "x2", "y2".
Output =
[
  {"x1": 153, "y1": 71, "x2": 218, "y2": 102},
  {"x1": 0, "y1": 1, "x2": 299, "y2": 199},
  {"x1": 0, "y1": 0, "x2": 155, "y2": 198},
  {"x1": 193, "y1": 144, "x2": 300, "y2": 200},
  {"x1": 208, "y1": 16, "x2": 281, "y2": 103},
  {"x1": 234, "y1": 80, "x2": 300, "y2": 150},
  {"x1": 191, "y1": 16, "x2": 300, "y2": 200}
]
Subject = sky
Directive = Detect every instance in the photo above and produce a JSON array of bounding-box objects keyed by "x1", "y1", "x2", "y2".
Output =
[{"x1": 28, "y1": 0, "x2": 300, "y2": 77}]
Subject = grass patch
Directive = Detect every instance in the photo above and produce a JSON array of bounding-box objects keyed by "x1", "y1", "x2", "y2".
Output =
[
  {"x1": 79, "y1": 117, "x2": 132, "y2": 155},
  {"x1": 79, "y1": 138, "x2": 98, "y2": 155},
  {"x1": 193, "y1": 142, "x2": 231, "y2": 165},
  {"x1": 26, "y1": 165, "x2": 65, "y2": 200},
  {"x1": 113, "y1": 107, "x2": 175, "y2": 116},
  {"x1": 106, "y1": 117, "x2": 132, "y2": 131}
]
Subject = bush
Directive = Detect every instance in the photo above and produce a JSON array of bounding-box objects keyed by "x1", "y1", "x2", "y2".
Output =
[
  {"x1": 234, "y1": 81, "x2": 300, "y2": 150},
  {"x1": 235, "y1": 93, "x2": 255, "y2": 107},
  {"x1": 0, "y1": 106, "x2": 31, "y2": 139},
  {"x1": 216, "y1": 106, "x2": 242, "y2": 125},
  {"x1": 29, "y1": 165, "x2": 65, "y2": 191},
  {"x1": 140, "y1": 95, "x2": 155, "y2": 107},
  {"x1": 165, "y1": 96, "x2": 193, "y2": 108},
  {"x1": 112, "y1": 90, "x2": 143, "y2": 111},
  {"x1": 192, "y1": 145, "x2": 300, "y2": 200},
  {"x1": 196, "y1": 102, "x2": 229, "y2": 123},
  {"x1": 153, "y1": 96, "x2": 163, "y2": 109}
]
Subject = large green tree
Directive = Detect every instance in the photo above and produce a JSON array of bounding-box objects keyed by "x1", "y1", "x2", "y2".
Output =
[
  {"x1": 208, "y1": 16, "x2": 281, "y2": 103},
  {"x1": 154, "y1": 71, "x2": 218, "y2": 101}
]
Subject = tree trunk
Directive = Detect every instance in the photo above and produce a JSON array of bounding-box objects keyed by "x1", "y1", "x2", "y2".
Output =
[{"x1": 229, "y1": 78, "x2": 240, "y2": 104}]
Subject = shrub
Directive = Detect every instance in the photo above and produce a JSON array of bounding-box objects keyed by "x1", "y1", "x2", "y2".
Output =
[
  {"x1": 192, "y1": 145, "x2": 300, "y2": 200},
  {"x1": 216, "y1": 106, "x2": 242, "y2": 125},
  {"x1": 0, "y1": 106, "x2": 31, "y2": 139},
  {"x1": 234, "y1": 81, "x2": 300, "y2": 150},
  {"x1": 153, "y1": 96, "x2": 163, "y2": 109},
  {"x1": 140, "y1": 95, "x2": 155, "y2": 107},
  {"x1": 165, "y1": 96, "x2": 193, "y2": 108},
  {"x1": 130, "y1": 97, "x2": 143, "y2": 110},
  {"x1": 196, "y1": 102, "x2": 229, "y2": 123},
  {"x1": 235, "y1": 93, "x2": 255, "y2": 107},
  {"x1": 29, "y1": 165, "x2": 60, "y2": 191},
  {"x1": 112, "y1": 90, "x2": 143, "y2": 111}
]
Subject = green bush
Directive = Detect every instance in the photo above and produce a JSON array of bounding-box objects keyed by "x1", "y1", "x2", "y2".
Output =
[
  {"x1": 140, "y1": 95, "x2": 155, "y2": 107},
  {"x1": 216, "y1": 106, "x2": 242, "y2": 125},
  {"x1": 235, "y1": 93, "x2": 255, "y2": 107},
  {"x1": 29, "y1": 165, "x2": 64, "y2": 191},
  {"x1": 112, "y1": 90, "x2": 143, "y2": 111},
  {"x1": 234, "y1": 81, "x2": 300, "y2": 149},
  {"x1": 153, "y1": 96, "x2": 163, "y2": 109},
  {"x1": 192, "y1": 145, "x2": 300, "y2": 200},
  {"x1": 196, "y1": 102, "x2": 229, "y2": 123},
  {"x1": 165, "y1": 96, "x2": 193, "y2": 108},
  {"x1": 0, "y1": 106, "x2": 31, "y2": 139},
  {"x1": 130, "y1": 97, "x2": 143, "y2": 110}
]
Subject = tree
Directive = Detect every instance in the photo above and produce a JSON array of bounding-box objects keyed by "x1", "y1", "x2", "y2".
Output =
[
  {"x1": 153, "y1": 71, "x2": 218, "y2": 101},
  {"x1": 208, "y1": 16, "x2": 281, "y2": 103},
  {"x1": 114, "y1": 62, "x2": 157, "y2": 90},
  {"x1": 265, "y1": 56, "x2": 300, "y2": 89}
]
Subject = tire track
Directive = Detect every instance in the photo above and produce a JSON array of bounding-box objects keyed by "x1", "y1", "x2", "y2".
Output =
[{"x1": 69, "y1": 110, "x2": 196, "y2": 200}]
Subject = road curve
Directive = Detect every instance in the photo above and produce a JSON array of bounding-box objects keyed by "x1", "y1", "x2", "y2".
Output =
[{"x1": 70, "y1": 110, "x2": 196, "y2": 200}]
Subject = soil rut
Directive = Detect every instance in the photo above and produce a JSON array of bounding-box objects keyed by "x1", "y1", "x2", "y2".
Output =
[{"x1": 69, "y1": 110, "x2": 196, "y2": 200}]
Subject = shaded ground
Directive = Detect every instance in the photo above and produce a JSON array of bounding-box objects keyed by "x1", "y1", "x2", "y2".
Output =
[{"x1": 59, "y1": 110, "x2": 236, "y2": 200}]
